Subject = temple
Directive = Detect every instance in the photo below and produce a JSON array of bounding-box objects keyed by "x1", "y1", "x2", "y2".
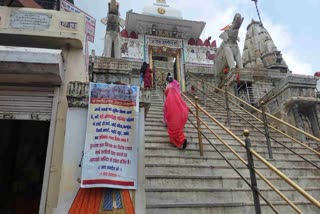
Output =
[
  {"x1": 0, "y1": 0, "x2": 320, "y2": 213},
  {"x1": 95, "y1": 0, "x2": 216, "y2": 92}
]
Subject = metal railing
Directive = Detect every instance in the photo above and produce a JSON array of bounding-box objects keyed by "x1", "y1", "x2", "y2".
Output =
[
  {"x1": 158, "y1": 74, "x2": 320, "y2": 212},
  {"x1": 181, "y1": 92, "x2": 320, "y2": 212},
  {"x1": 159, "y1": 85, "x2": 279, "y2": 213},
  {"x1": 189, "y1": 80, "x2": 320, "y2": 170},
  {"x1": 183, "y1": 74, "x2": 320, "y2": 213},
  {"x1": 188, "y1": 72, "x2": 320, "y2": 157}
]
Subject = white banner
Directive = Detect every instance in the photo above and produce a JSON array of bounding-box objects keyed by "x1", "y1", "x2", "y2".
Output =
[
  {"x1": 60, "y1": 0, "x2": 96, "y2": 42},
  {"x1": 81, "y1": 83, "x2": 139, "y2": 189}
]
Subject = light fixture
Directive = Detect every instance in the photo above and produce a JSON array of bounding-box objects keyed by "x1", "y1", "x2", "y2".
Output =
[
  {"x1": 152, "y1": 24, "x2": 156, "y2": 35},
  {"x1": 172, "y1": 27, "x2": 177, "y2": 37}
]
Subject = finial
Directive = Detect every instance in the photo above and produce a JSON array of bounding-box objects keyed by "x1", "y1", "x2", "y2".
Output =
[
  {"x1": 243, "y1": 129, "x2": 250, "y2": 137},
  {"x1": 251, "y1": 0, "x2": 263, "y2": 25}
]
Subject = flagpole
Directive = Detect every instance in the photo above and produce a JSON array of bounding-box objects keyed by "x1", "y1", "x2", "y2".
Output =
[{"x1": 252, "y1": 0, "x2": 263, "y2": 25}]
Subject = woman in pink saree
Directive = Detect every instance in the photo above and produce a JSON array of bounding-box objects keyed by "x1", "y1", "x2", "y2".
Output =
[
  {"x1": 163, "y1": 74, "x2": 188, "y2": 149},
  {"x1": 144, "y1": 64, "x2": 152, "y2": 89}
]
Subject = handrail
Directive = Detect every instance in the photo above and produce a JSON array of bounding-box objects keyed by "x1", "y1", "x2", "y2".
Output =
[
  {"x1": 182, "y1": 93, "x2": 320, "y2": 209},
  {"x1": 189, "y1": 74, "x2": 320, "y2": 156},
  {"x1": 190, "y1": 81, "x2": 320, "y2": 169},
  {"x1": 184, "y1": 95, "x2": 302, "y2": 213},
  {"x1": 187, "y1": 117, "x2": 280, "y2": 214},
  {"x1": 188, "y1": 72, "x2": 320, "y2": 144},
  {"x1": 159, "y1": 85, "x2": 280, "y2": 213}
]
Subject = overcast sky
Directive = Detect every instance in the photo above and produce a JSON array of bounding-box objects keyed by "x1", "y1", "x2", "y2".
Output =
[{"x1": 74, "y1": 0, "x2": 320, "y2": 75}]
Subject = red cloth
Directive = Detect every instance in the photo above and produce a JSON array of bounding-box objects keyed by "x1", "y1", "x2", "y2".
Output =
[
  {"x1": 164, "y1": 84, "x2": 188, "y2": 147},
  {"x1": 144, "y1": 65, "x2": 152, "y2": 89}
]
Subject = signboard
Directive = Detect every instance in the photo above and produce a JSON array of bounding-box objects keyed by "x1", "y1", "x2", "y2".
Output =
[
  {"x1": 60, "y1": 0, "x2": 96, "y2": 42},
  {"x1": 146, "y1": 35, "x2": 182, "y2": 48},
  {"x1": 10, "y1": 11, "x2": 51, "y2": 30},
  {"x1": 81, "y1": 83, "x2": 139, "y2": 189}
]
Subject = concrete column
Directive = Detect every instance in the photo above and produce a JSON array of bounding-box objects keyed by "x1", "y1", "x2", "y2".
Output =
[
  {"x1": 135, "y1": 107, "x2": 146, "y2": 214},
  {"x1": 104, "y1": 33, "x2": 112, "y2": 57},
  {"x1": 114, "y1": 35, "x2": 121, "y2": 59}
]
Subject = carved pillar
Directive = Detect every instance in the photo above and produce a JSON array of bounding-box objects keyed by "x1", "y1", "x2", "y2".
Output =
[
  {"x1": 149, "y1": 48, "x2": 153, "y2": 69},
  {"x1": 104, "y1": 33, "x2": 113, "y2": 57},
  {"x1": 114, "y1": 35, "x2": 121, "y2": 59},
  {"x1": 176, "y1": 51, "x2": 181, "y2": 88},
  {"x1": 314, "y1": 104, "x2": 320, "y2": 138},
  {"x1": 292, "y1": 104, "x2": 305, "y2": 141}
]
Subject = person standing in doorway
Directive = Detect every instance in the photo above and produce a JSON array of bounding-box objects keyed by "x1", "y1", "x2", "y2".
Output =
[
  {"x1": 144, "y1": 64, "x2": 153, "y2": 89},
  {"x1": 140, "y1": 62, "x2": 147, "y2": 85},
  {"x1": 153, "y1": 65, "x2": 157, "y2": 90},
  {"x1": 163, "y1": 73, "x2": 188, "y2": 149}
]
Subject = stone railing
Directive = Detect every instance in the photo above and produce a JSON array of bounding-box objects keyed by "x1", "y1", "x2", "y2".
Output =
[
  {"x1": 93, "y1": 57, "x2": 132, "y2": 72},
  {"x1": 186, "y1": 64, "x2": 214, "y2": 74},
  {"x1": 261, "y1": 74, "x2": 318, "y2": 105}
]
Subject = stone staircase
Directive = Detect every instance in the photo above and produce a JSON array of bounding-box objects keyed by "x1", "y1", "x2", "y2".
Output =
[{"x1": 144, "y1": 89, "x2": 320, "y2": 214}]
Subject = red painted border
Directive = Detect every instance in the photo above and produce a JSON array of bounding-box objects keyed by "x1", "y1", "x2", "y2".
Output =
[{"x1": 82, "y1": 179, "x2": 134, "y2": 186}]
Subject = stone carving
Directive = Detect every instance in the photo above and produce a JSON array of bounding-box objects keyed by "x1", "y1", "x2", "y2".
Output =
[
  {"x1": 185, "y1": 45, "x2": 216, "y2": 65},
  {"x1": 215, "y1": 13, "x2": 244, "y2": 83},
  {"x1": 300, "y1": 113, "x2": 313, "y2": 136},
  {"x1": 101, "y1": 0, "x2": 125, "y2": 58},
  {"x1": 120, "y1": 37, "x2": 144, "y2": 60},
  {"x1": 242, "y1": 20, "x2": 288, "y2": 71}
]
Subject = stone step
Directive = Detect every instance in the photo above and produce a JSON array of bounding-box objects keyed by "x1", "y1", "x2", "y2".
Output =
[
  {"x1": 145, "y1": 90, "x2": 320, "y2": 214},
  {"x1": 148, "y1": 109, "x2": 246, "y2": 116},
  {"x1": 144, "y1": 146, "x2": 319, "y2": 161},
  {"x1": 145, "y1": 140, "x2": 318, "y2": 156},
  {"x1": 145, "y1": 163, "x2": 320, "y2": 177},
  {"x1": 145, "y1": 174, "x2": 320, "y2": 189},
  {"x1": 145, "y1": 187, "x2": 320, "y2": 204},
  {"x1": 145, "y1": 153, "x2": 320, "y2": 168},
  {"x1": 146, "y1": 201, "x2": 318, "y2": 214},
  {"x1": 145, "y1": 128, "x2": 290, "y2": 139},
  {"x1": 146, "y1": 114, "x2": 263, "y2": 124},
  {"x1": 145, "y1": 134, "x2": 318, "y2": 150}
]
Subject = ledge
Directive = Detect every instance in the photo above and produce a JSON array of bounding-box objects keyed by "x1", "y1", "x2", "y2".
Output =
[
  {"x1": 0, "y1": 6, "x2": 86, "y2": 49},
  {"x1": 0, "y1": 46, "x2": 63, "y2": 85},
  {"x1": 261, "y1": 74, "x2": 318, "y2": 104},
  {"x1": 93, "y1": 57, "x2": 132, "y2": 72}
]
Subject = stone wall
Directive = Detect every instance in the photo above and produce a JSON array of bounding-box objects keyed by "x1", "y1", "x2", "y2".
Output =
[
  {"x1": 261, "y1": 75, "x2": 320, "y2": 139},
  {"x1": 120, "y1": 37, "x2": 144, "y2": 61},
  {"x1": 184, "y1": 45, "x2": 215, "y2": 65}
]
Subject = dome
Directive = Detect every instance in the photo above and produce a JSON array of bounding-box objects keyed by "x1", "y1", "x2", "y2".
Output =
[{"x1": 142, "y1": 0, "x2": 183, "y2": 20}]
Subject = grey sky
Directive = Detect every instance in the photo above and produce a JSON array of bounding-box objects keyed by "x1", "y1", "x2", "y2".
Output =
[{"x1": 74, "y1": 0, "x2": 320, "y2": 75}]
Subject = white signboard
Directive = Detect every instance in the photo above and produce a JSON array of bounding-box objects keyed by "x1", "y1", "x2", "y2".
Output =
[
  {"x1": 146, "y1": 35, "x2": 182, "y2": 48},
  {"x1": 10, "y1": 11, "x2": 52, "y2": 30},
  {"x1": 81, "y1": 83, "x2": 139, "y2": 189},
  {"x1": 60, "y1": 0, "x2": 96, "y2": 42}
]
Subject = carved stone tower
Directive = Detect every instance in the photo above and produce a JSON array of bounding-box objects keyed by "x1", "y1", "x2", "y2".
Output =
[{"x1": 242, "y1": 20, "x2": 288, "y2": 72}]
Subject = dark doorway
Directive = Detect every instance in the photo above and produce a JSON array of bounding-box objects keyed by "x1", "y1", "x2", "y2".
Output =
[
  {"x1": 0, "y1": 120, "x2": 50, "y2": 214},
  {"x1": 173, "y1": 59, "x2": 177, "y2": 80}
]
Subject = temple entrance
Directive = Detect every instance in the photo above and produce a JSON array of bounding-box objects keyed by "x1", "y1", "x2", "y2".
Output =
[
  {"x1": 149, "y1": 46, "x2": 182, "y2": 89},
  {"x1": 0, "y1": 120, "x2": 50, "y2": 214}
]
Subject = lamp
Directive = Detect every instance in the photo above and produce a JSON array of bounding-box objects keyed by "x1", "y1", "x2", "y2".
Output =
[
  {"x1": 152, "y1": 24, "x2": 156, "y2": 35},
  {"x1": 172, "y1": 27, "x2": 177, "y2": 38}
]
